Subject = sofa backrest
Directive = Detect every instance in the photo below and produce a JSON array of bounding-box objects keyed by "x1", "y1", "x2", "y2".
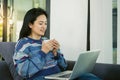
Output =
[
  {"x1": 0, "y1": 42, "x2": 16, "y2": 64},
  {"x1": 0, "y1": 42, "x2": 23, "y2": 80}
]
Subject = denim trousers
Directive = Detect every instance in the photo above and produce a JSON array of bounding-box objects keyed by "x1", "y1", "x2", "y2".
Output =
[
  {"x1": 28, "y1": 73, "x2": 102, "y2": 80},
  {"x1": 76, "y1": 73, "x2": 102, "y2": 80}
]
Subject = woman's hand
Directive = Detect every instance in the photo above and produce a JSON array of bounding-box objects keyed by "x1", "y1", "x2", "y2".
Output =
[
  {"x1": 41, "y1": 39, "x2": 60, "y2": 56},
  {"x1": 52, "y1": 39, "x2": 60, "y2": 56},
  {"x1": 41, "y1": 40, "x2": 54, "y2": 54}
]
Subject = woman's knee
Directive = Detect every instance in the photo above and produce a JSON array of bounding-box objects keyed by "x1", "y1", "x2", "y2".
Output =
[{"x1": 78, "y1": 73, "x2": 102, "y2": 80}]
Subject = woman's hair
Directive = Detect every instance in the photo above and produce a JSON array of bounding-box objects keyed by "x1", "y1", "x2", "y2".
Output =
[{"x1": 19, "y1": 8, "x2": 47, "y2": 40}]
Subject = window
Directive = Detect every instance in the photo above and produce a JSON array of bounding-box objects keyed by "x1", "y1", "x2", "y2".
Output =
[{"x1": 0, "y1": 0, "x2": 50, "y2": 42}]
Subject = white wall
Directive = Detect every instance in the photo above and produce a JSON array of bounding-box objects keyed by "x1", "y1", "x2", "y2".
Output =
[
  {"x1": 117, "y1": 0, "x2": 120, "y2": 64},
  {"x1": 50, "y1": 0, "x2": 113, "y2": 63},
  {"x1": 90, "y1": 0, "x2": 112, "y2": 63},
  {"x1": 50, "y1": 0, "x2": 88, "y2": 61}
]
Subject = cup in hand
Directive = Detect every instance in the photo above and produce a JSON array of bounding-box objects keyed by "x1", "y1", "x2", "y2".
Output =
[{"x1": 43, "y1": 40, "x2": 53, "y2": 51}]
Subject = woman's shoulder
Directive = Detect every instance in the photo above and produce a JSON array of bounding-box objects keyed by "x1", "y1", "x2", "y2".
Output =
[
  {"x1": 15, "y1": 37, "x2": 29, "y2": 48},
  {"x1": 17, "y1": 37, "x2": 29, "y2": 44}
]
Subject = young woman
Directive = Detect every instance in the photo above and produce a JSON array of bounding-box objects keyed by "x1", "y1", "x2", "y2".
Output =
[{"x1": 13, "y1": 8, "x2": 101, "y2": 80}]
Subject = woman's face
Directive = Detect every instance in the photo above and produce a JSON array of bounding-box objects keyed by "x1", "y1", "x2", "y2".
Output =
[{"x1": 29, "y1": 14, "x2": 47, "y2": 37}]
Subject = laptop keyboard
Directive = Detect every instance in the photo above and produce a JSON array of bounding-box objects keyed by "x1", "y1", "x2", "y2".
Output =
[{"x1": 58, "y1": 73, "x2": 71, "y2": 78}]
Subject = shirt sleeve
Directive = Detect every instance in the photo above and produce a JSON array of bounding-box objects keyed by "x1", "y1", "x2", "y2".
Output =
[
  {"x1": 13, "y1": 40, "x2": 46, "y2": 78},
  {"x1": 55, "y1": 49, "x2": 68, "y2": 71}
]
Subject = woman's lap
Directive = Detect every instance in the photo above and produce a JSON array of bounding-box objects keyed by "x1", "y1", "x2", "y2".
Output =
[
  {"x1": 76, "y1": 73, "x2": 102, "y2": 80},
  {"x1": 28, "y1": 73, "x2": 102, "y2": 80}
]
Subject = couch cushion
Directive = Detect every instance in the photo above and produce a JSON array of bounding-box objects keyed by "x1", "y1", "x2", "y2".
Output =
[
  {"x1": 0, "y1": 61, "x2": 13, "y2": 80},
  {"x1": 0, "y1": 42, "x2": 24, "y2": 80}
]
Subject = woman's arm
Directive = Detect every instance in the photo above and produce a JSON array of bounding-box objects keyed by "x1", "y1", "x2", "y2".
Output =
[
  {"x1": 55, "y1": 50, "x2": 68, "y2": 71},
  {"x1": 13, "y1": 40, "x2": 47, "y2": 78}
]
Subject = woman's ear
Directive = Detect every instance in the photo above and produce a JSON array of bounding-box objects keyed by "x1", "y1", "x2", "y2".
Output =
[{"x1": 29, "y1": 23, "x2": 32, "y2": 28}]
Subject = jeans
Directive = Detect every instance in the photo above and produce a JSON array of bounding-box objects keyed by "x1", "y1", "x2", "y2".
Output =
[
  {"x1": 27, "y1": 73, "x2": 102, "y2": 80},
  {"x1": 76, "y1": 73, "x2": 102, "y2": 80}
]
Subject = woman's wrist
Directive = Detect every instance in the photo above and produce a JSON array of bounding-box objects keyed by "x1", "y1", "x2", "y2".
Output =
[
  {"x1": 53, "y1": 52, "x2": 60, "y2": 60},
  {"x1": 41, "y1": 48, "x2": 49, "y2": 54}
]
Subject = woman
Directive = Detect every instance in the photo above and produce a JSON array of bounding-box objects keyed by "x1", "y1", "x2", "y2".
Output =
[{"x1": 13, "y1": 8, "x2": 101, "y2": 80}]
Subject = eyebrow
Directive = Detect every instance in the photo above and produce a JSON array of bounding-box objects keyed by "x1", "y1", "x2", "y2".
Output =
[{"x1": 39, "y1": 21, "x2": 47, "y2": 23}]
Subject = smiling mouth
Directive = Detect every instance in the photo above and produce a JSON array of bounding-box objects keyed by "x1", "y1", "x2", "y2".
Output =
[{"x1": 40, "y1": 30, "x2": 45, "y2": 33}]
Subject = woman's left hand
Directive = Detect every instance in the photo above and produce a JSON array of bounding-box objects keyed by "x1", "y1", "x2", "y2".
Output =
[{"x1": 52, "y1": 39, "x2": 60, "y2": 56}]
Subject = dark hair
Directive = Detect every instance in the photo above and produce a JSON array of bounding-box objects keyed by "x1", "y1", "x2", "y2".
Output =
[{"x1": 19, "y1": 8, "x2": 47, "y2": 40}]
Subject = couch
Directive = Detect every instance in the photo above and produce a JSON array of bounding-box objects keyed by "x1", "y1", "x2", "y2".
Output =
[{"x1": 0, "y1": 42, "x2": 120, "y2": 80}]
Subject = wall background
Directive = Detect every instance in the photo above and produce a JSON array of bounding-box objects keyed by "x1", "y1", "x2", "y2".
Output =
[
  {"x1": 50, "y1": 0, "x2": 113, "y2": 63},
  {"x1": 50, "y1": 0, "x2": 88, "y2": 61},
  {"x1": 90, "y1": 0, "x2": 112, "y2": 63},
  {"x1": 117, "y1": 0, "x2": 120, "y2": 64}
]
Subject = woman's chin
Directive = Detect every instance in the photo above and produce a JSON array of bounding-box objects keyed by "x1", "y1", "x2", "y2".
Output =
[{"x1": 40, "y1": 33, "x2": 45, "y2": 36}]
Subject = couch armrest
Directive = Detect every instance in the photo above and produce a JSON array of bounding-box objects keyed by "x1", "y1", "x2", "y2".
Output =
[
  {"x1": 0, "y1": 61, "x2": 13, "y2": 80},
  {"x1": 66, "y1": 61, "x2": 120, "y2": 80},
  {"x1": 66, "y1": 60, "x2": 75, "y2": 70},
  {"x1": 92, "y1": 63, "x2": 120, "y2": 80}
]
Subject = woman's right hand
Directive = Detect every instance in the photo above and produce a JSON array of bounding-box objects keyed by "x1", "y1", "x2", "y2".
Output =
[{"x1": 41, "y1": 40, "x2": 54, "y2": 54}]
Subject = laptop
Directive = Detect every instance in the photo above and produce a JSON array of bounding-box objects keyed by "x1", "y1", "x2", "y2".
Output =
[{"x1": 45, "y1": 50, "x2": 100, "y2": 80}]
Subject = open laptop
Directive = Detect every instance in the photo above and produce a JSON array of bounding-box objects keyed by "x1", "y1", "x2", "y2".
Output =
[{"x1": 45, "y1": 50, "x2": 100, "y2": 80}]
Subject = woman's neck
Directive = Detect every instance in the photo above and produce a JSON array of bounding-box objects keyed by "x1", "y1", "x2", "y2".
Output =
[{"x1": 29, "y1": 34, "x2": 41, "y2": 40}]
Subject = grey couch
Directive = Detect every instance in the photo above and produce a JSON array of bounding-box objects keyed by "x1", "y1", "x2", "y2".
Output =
[{"x1": 0, "y1": 42, "x2": 120, "y2": 80}]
